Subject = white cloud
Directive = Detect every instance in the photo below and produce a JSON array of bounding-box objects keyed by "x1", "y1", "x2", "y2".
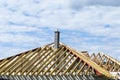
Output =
[
  {"x1": 0, "y1": 0, "x2": 120, "y2": 60},
  {"x1": 0, "y1": 26, "x2": 38, "y2": 32},
  {"x1": 0, "y1": 46, "x2": 29, "y2": 59},
  {"x1": 70, "y1": 0, "x2": 120, "y2": 9},
  {"x1": 0, "y1": 33, "x2": 39, "y2": 43}
]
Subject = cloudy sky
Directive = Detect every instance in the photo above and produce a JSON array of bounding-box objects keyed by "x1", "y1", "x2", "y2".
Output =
[{"x1": 0, "y1": 0, "x2": 120, "y2": 60}]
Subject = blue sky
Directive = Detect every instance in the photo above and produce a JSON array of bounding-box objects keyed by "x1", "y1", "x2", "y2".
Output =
[{"x1": 0, "y1": 0, "x2": 120, "y2": 60}]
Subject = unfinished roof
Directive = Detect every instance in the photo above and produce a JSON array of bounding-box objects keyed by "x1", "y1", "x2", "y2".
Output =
[
  {"x1": 90, "y1": 53, "x2": 120, "y2": 72},
  {"x1": 0, "y1": 31, "x2": 119, "y2": 79},
  {"x1": 0, "y1": 43, "x2": 117, "y2": 78}
]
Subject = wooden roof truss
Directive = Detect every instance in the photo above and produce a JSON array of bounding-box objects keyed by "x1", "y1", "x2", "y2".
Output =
[{"x1": 0, "y1": 43, "x2": 117, "y2": 79}]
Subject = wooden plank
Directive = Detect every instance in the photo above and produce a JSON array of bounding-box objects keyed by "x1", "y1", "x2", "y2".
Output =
[
  {"x1": 14, "y1": 48, "x2": 41, "y2": 74},
  {"x1": 71, "y1": 59, "x2": 82, "y2": 74},
  {"x1": 7, "y1": 48, "x2": 41, "y2": 75},
  {"x1": 26, "y1": 49, "x2": 53, "y2": 75},
  {"x1": 31, "y1": 47, "x2": 63, "y2": 75},
  {"x1": 16, "y1": 47, "x2": 48, "y2": 75},
  {"x1": 56, "y1": 55, "x2": 74, "y2": 75},
  {"x1": 77, "y1": 63, "x2": 86, "y2": 74},
  {"x1": 50, "y1": 52, "x2": 71, "y2": 75},
  {"x1": 63, "y1": 58, "x2": 78, "y2": 74},
  {"x1": 36, "y1": 47, "x2": 65, "y2": 75},
  {"x1": 43, "y1": 49, "x2": 67, "y2": 74}
]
